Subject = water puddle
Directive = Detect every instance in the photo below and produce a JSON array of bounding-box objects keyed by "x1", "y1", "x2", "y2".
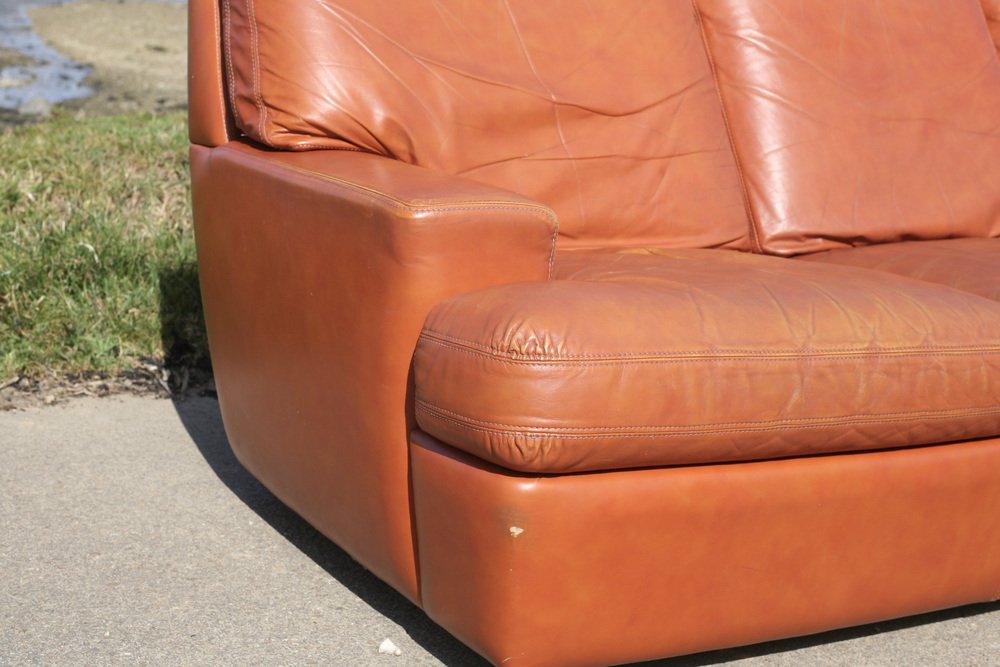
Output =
[
  {"x1": 0, "y1": 0, "x2": 186, "y2": 118},
  {"x1": 0, "y1": 0, "x2": 91, "y2": 115}
]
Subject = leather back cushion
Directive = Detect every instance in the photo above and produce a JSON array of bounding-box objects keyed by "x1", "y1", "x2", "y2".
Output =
[
  {"x1": 695, "y1": 0, "x2": 1000, "y2": 255},
  {"x1": 221, "y1": 0, "x2": 750, "y2": 250}
]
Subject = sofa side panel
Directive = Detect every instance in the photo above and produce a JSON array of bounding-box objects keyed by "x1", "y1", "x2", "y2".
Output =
[
  {"x1": 190, "y1": 143, "x2": 554, "y2": 602},
  {"x1": 412, "y1": 432, "x2": 1000, "y2": 667}
]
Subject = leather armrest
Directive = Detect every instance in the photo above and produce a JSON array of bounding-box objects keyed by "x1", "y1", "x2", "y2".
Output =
[{"x1": 189, "y1": 141, "x2": 557, "y2": 601}]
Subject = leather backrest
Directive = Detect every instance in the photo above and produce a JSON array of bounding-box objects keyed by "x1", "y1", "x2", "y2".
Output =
[
  {"x1": 189, "y1": 0, "x2": 231, "y2": 146},
  {"x1": 220, "y1": 0, "x2": 751, "y2": 250},
  {"x1": 695, "y1": 0, "x2": 1000, "y2": 255}
]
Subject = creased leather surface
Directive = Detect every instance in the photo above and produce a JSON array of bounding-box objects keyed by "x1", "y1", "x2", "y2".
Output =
[
  {"x1": 802, "y1": 238, "x2": 1000, "y2": 302},
  {"x1": 412, "y1": 432, "x2": 1000, "y2": 667},
  {"x1": 695, "y1": 0, "x2": 1000, "y2": 255},
  {"x1": 221, "y1": 0, "x2": 750, "y2": 250},
  {"x1": 414, "y1": 249, "x2": 1000, "y2": 473},
  {"x1": 191, "y1": 142, "x2": 555, "y2": 601}
]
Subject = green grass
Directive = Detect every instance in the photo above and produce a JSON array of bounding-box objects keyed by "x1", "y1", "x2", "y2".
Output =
[{"x1": 0, "y1": 111, "x2": 208, "y2": 379}]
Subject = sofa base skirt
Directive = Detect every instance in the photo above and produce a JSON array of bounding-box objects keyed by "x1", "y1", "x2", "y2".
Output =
[{"x1": 410, "y1": 432, "x2": 1000, "y2": 667}]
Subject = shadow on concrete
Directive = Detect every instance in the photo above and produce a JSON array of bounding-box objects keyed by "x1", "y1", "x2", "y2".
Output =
[
  {"x1": 638, "y1": 601, "x2": 1000, "y2": 666},
  {"x1": 171, "y1": 396, "x2": 488, "y2": 667},
  {"x1": 173, "y1": 396, "x2": 1000, "y2": 667}
]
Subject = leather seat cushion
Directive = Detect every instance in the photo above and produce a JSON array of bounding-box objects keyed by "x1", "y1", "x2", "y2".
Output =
[
  {"x1": 414, "y1": 249, "x2": 1000, "y2": 473},
  {"x1": 800, "y1": 239, "x2": 1000, "y2": 303}
]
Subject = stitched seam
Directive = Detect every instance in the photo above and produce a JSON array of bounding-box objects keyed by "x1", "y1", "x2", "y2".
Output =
[
  {"x1": 418, "y1": 332, "x2": 1000, "y2": 364},
  {"x1": 211, "y1": 0, "x2": 228, "y2": 139},
  {"x1": 416, "y1": 402, "x2": 1000, "y2": 440},
  {"x1": 246, "y1": 0, "x2": 270, "y2": 146},
  {"x1": 417, "y1": 399, "x2": 1000, "y2": 432},
  {"x1": 420, "y1": 328, "x2": 1000, "y2": 358},
  {"x1": 222, "y1": 0, "x2": 242, "y2": 129},
  {"x1": 293, "y1": 143, "x2": 369, "y2": 151},
  {"x1": 692, "y1": 0, "x2": 763, "y2": 253},
  {"x1": 221, "y1": 147, "x2": 560, "y2": 225},
  {"x1": 419, "y1": 343, "x2": 1000, "y2": 366}
]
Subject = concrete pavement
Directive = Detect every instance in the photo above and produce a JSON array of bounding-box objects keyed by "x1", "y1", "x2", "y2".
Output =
[{"x1": 1, "y1": 395, "x2": 998, "y2": 666}]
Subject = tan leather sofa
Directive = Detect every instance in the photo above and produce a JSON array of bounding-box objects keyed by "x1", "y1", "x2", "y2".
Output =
[{"x1": 188, "y1": 1, "x2": 1000, "y2": 665}]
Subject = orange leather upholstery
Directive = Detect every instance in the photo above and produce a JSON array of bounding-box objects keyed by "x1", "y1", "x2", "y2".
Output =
[
  {"x1": 191, "y1": 141, "x2": 555, "y2": 601},
  {"x1": 985, "y1": 0, "x2": 1000, "y2": 53},
  {"x1": 188, "y1": 0, "x2": 230, "y2": 146},
  {"x1": 415, "y1": 249, "x2": 1000, "y2": 473},
  {"x1": 694, "y1": 0, "x2": 1000, "y2": 255},
  {"x1": 219, "y1": 0, "x2": 750, "y2": 250},
  {"x1": 412, "y1": 432, "x2": 1000, "y2": 667},
  {"x1": 802, "y1": 238, "x2": 1000, "y2": 302}
]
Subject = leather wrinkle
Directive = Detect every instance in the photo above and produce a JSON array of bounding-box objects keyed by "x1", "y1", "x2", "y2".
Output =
[{"x1": 499, "y1": 0, "x2": 588, "y2": 229}]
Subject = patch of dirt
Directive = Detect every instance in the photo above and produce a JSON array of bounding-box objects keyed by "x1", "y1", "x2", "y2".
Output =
[
  {"x1": 27, "y1": 1, "x2": 187, "y2": 118},
  {"x1": 0, "y1": 364, "x2": 216, "y2": 411}
]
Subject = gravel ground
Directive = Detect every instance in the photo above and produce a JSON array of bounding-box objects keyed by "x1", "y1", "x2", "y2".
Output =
[{"x1": 1, "y1": 396, "x2": 999, "y2": 666}]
